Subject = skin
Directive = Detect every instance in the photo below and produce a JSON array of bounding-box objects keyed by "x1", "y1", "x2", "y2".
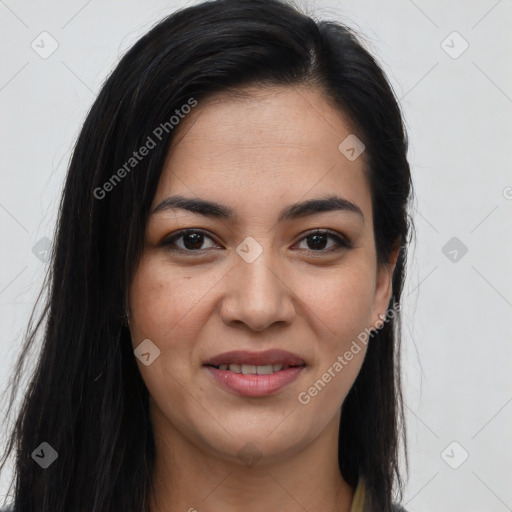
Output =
[{"x1": 128, "y1": 85, "x2": 399, "y2": 512}]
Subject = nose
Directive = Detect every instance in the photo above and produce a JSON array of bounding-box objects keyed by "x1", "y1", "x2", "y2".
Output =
[{"x1": 219, "y1": 248, "x2": 296, "y2": 332}]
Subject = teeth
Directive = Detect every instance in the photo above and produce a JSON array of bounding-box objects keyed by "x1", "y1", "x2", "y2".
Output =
[
  {"x1": 215, "y1": 363, "x2": 291, "y2": 374},
  {"x1": 256, "y1": 365, "x2": 273, "y2": 375},
  {"x1": 241, "y1": 364, "x2": 256, "y2": 375},
  {"x1": 229, "y1": 363, "x2": 242, "y2": 373}
]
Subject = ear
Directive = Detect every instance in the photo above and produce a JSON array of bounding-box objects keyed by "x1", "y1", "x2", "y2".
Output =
[{"x1": 369, "y1": 244, "x2": 401, "y2": 331}]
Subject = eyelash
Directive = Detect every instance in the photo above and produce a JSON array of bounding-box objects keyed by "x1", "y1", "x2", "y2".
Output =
[{"x1": 161, "y1": 228, "x2": 353, "y2": 255}]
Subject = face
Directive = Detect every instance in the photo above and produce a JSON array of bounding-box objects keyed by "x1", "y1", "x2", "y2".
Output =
[{"x1": 128, "y1": 85, "x2": 395, "y2": 465}]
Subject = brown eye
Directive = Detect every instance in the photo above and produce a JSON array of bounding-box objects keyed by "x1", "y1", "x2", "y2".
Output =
[
  {"x1": 162, "y1": 229, "x2": 218, "y2": 252},
  {"x1": 295, "y1": 230, "x2": 352, "y2": 253}
]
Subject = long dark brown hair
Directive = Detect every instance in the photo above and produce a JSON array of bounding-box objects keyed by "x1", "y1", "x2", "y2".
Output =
[{"x1": 0, "y1": 1, "x2": 414, "y2": 510}]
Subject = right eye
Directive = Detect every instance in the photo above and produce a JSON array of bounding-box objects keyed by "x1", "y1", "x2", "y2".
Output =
[{"x1": 161, "y1": 229, "x2": 220, "y2": 254}]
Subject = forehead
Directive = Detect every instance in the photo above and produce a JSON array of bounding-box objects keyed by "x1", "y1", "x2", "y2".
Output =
[
  {"x1": 168, "y1": 85, "x2": 361, "y2": 159},
  {"x1": 153, "y1": 85, "x2": 372, "y2": 223}
]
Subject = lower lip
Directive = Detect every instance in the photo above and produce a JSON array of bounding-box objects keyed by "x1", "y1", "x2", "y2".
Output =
[{"x1": 204, "y1": 366, "x2": 305, "y2": 397}]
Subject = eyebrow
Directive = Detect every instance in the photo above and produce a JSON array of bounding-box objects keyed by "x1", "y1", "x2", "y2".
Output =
[{"x1": 151, "y1": 194, "x2": 364, "y2": 223}]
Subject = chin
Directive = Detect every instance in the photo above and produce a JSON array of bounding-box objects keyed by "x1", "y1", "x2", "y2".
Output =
[{"x1": 188, "y1": 413, "x2": 314, "y2": 465}]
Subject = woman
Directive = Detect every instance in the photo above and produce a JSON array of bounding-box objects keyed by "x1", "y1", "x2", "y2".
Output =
[{"x1": 0, "y1": 0, "x2": 414, "y2": 510}]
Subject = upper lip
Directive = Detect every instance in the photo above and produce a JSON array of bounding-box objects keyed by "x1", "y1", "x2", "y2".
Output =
[{"x1": 203, "y1": 349, "x2": 306, "y2": 367}]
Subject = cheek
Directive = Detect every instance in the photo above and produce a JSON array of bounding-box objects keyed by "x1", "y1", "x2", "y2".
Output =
[
  {"x1": 128, "y1": 258, "x2": 209, "y2": 417},
  {"x1": 291, "y1": 263, "x2": 374, "y2": 416},
  {"x1": 127, "y1": 260, "x2": 198, "y2": 403},
  {"x1": 296, "y1": 262, "x2": 376, "y2": 347},
  {"x1": 129, "y1": 256, "x2": 211, "y2": 345},
  {"x1": 295, "y1": 345, "x2": 365, "y2": 440}
]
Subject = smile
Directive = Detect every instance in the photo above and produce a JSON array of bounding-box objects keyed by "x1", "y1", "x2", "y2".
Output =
[
  {"x1": 202, "y1": 349, "x2": 307, "y2": 397},
  {"x1": 208, "y1": 363, "x2": 300, "y2": 374}
]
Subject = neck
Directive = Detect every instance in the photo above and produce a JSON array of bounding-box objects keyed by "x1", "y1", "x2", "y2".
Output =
[{"x1": 148, "y1": 407, "x2": 354, "y2": 512}]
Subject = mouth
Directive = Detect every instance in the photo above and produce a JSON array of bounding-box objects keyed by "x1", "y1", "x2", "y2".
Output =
[
  {"x1": 202, "y1": 349, "x2": 306, "y2": 397},
  {"x1": 203, "y1": 349, "x2": 306, "y2": 368},
  {"x1": 205, "y1": 363, "x2": 304, "y2": 374}
]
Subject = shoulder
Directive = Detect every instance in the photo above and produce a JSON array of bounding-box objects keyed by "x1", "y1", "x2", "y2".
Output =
[
  {"x1": 392, "y1": 504, "x2": 409, "y2": 512},
  {"x1": 1, "y1": 503, "x2": 14, "y2": 512}
]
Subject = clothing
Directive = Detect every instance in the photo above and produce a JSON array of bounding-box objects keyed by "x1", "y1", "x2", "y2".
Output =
[
  {"x1": 350, "y1": 477, "x2": 408, "y2": 512},
  {"x1": 350, "y1": 475, "x2": 366, "y2": 511}
]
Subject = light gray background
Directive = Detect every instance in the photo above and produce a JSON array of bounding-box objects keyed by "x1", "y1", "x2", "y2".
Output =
[{"x1": 1, "y1": 1, "x2": 511, "y2": 510}]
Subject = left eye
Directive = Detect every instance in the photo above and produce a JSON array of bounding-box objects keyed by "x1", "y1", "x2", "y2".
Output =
[
  {"x1": 295, "y1": 230, "x2": 351, "y2": 252},
  {"x1": 161, "y1": 229, "x2": 351, "y2": 253}
]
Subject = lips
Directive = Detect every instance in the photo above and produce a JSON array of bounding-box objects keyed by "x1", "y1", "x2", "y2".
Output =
[
  {"x1": 203, "y1": 349, "x2": 306, "y2": 397},
  {"x1": 203, "y1": 349, "x2": 306, "y2": 368}
]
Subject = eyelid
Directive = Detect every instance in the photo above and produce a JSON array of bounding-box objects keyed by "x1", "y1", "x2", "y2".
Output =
[
  {"x1": 160, "y1": 228, "x2": 219, "y2": 251},
  {"x1": 297, "y1": 228, "x2": 353, "y2": 250},
  {"x1": 161, "y1": 228, "x2": 352, "y2": 253}
]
